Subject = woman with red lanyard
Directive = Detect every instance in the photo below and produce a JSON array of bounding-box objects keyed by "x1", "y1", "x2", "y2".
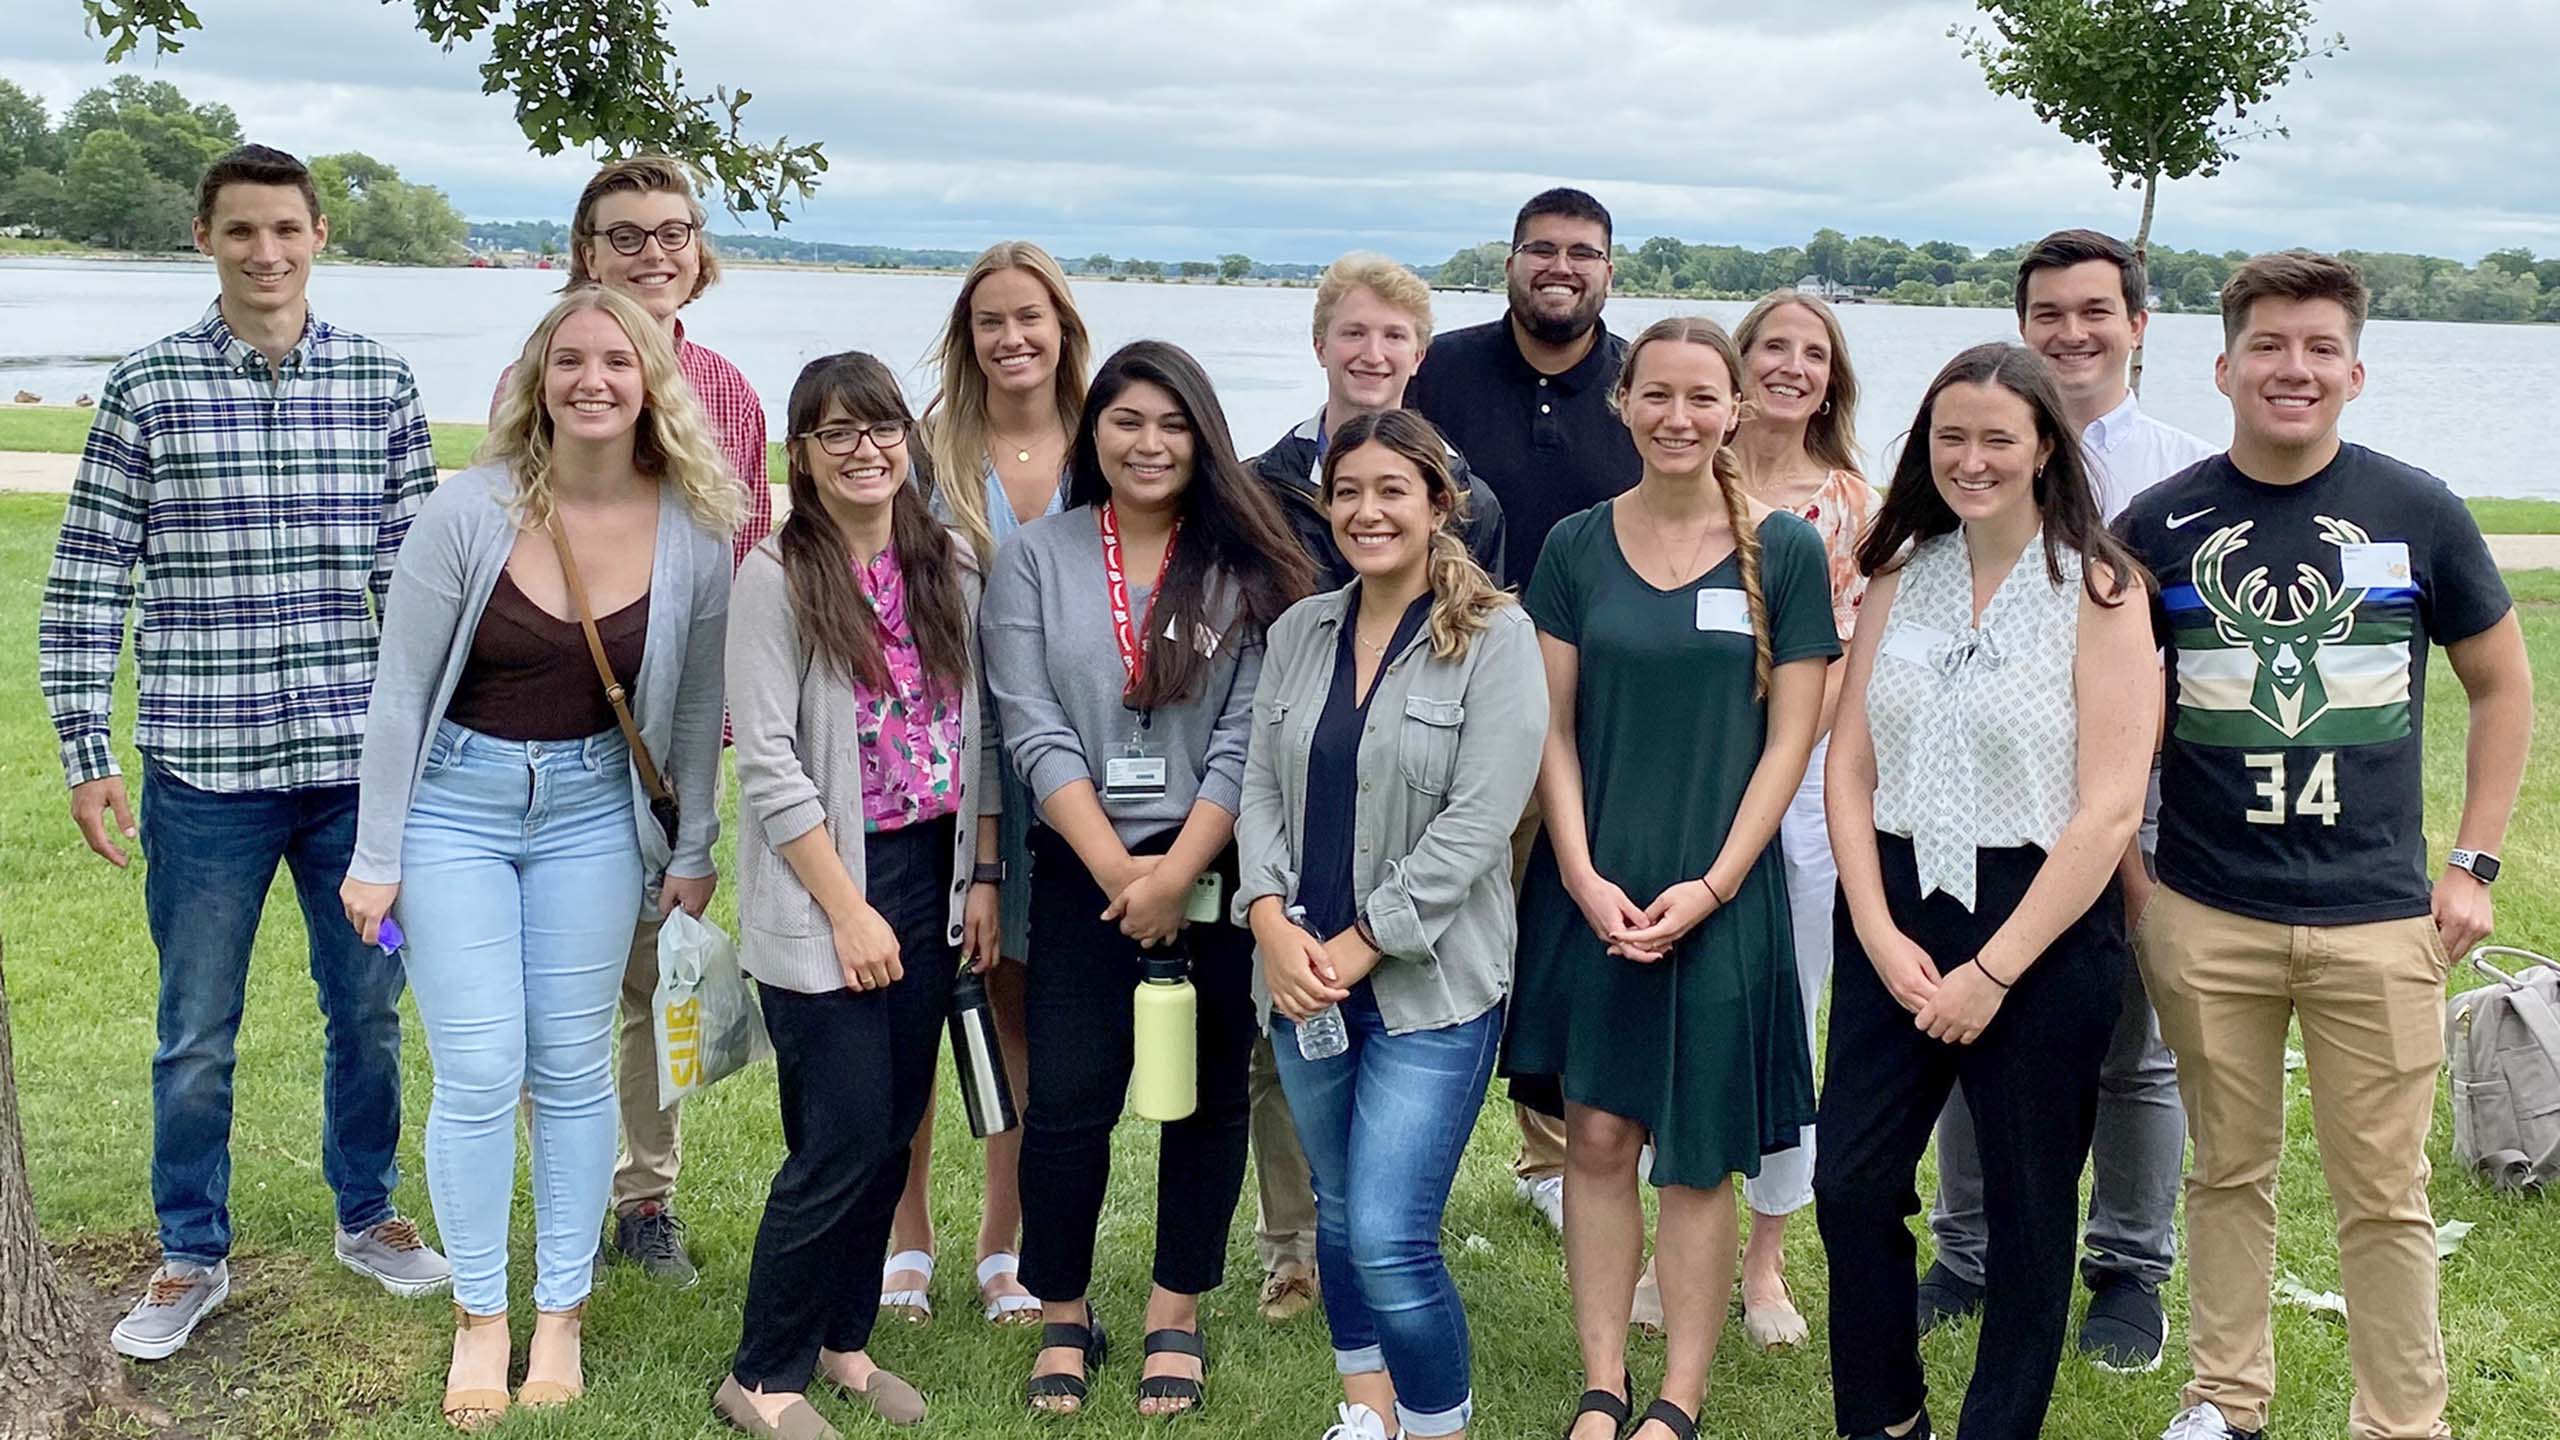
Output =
[{"x1": 982, "y1": 340, "x2": 1313, "y2": 1417}]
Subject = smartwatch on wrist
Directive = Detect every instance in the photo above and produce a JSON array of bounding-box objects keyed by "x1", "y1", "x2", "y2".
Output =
[
  {"x1": 2447, "y1": 849, "x2": 2500, "y2": 885},
  {"x1": 972, "y1": 860, "x2": 1007, "y2": 886}
]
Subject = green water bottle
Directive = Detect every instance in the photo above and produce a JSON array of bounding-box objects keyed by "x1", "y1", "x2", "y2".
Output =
[{"x1": 1130, "y1": 942, "x2": 1198, "y2": 1122}]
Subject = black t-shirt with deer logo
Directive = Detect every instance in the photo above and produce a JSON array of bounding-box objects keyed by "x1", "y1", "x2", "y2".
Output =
[{"x1": 2119, "y1": 444, "x2": 2511, "y2": 926}]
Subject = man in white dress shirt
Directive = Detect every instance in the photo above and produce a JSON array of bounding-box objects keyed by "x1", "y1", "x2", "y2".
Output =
[{"x1": 1917, "y1": 229, "x2": 2216, "y2": 1375}]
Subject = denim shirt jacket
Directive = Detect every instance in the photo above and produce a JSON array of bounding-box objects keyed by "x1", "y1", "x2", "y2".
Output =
[{"x1": 1236, "y1": 584, "x2": 1548, "y2": 1035}]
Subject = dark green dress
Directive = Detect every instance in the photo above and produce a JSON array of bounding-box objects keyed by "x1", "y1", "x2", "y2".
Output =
[{"x1": 1510, "y1": 501, "x2": 1839, "y2": 1189}]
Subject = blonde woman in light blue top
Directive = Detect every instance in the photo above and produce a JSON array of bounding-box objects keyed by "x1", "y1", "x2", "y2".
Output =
[{"x1": 877, "y1": 239, "x2": 1096, "y2": 1326}]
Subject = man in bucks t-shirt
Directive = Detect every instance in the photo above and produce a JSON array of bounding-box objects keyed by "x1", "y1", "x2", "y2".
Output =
[{"x1": 2120, "y1": 251, "x2": 2532, "y2": 1440}]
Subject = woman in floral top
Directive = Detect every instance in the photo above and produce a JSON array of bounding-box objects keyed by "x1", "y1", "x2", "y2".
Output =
[
  {"x1": 1723, "y1": 289, "x2": 1883, "y2": 1348},
  {"x1": 715, "y1": 351, "x2": 1000, "y2": 1435}
]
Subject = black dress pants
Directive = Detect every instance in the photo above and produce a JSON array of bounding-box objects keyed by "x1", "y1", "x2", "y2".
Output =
[
  {"x1": 732, "y1": 818, "x2": 954, "y2": 1392},
  {"x1": 1814, "y1": 832, "x2": 2126, "y2": 1440},
  {"x1": 1017, "y1": 823, "x2": 1256, "y2": 1302}
]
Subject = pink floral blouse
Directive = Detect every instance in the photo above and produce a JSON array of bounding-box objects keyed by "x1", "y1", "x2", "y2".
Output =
[
  {"x1": 1792, "y1": 468, "x2": 1883, "y2": 643},
  {"x1": 852, "y1": 546, "x2": 964, "y2": 832}
]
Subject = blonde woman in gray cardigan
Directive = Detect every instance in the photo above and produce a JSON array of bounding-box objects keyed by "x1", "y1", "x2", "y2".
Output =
[
  {"x1": 712, "y1": 353, "x2": 1002, "y2": 1440},
  {"x1": 1237, "y1": 409, "x2": 1547, "y2": 1440},
  {"x1": 340, "y1": 285, "x2": 737, "y2": 1428}
]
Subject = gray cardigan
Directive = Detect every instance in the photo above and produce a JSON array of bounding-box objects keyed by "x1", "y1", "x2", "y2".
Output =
[
  {"x1": 1236, "y1": 586, "x2": 1548, "y2": 1035},
  {"x1": 350, "y1": 464, "x2": 731, "y2": 902},
  {"x1": 726, "y1": 533, "x2": 1000, "y2": 994},
  {"x1": 980, "y1": 506, "x2": 1263, "y2": 843}
]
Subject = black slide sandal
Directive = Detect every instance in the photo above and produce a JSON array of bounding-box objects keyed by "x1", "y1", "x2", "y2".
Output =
[
  {"x1": 1025, "y1": 1309, "x2": 1108, "y2": 1413},
  {"x1": 1135, "y1": 1327, "x2": 1208, "y2": 1416},
  {"x1": 1635, "y1": 1397, "x2": 1699, "y2": 1440},
  {"x1": 1565, "y1": 1384, "x2": 1632, "y2": 1438}
]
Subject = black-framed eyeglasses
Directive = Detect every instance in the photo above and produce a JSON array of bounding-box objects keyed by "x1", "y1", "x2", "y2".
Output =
[
  {"x1": 592, "y1": 220, "x2": 698, "y2": 256},
  {"x1": 801, "y1": 420, "x2": 908, "y2": 456},
  {"x1": 1512, "y1": 239, "x2": 1610, "y2": 267}
]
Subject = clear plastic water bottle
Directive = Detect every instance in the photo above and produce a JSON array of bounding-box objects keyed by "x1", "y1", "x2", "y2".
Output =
[{"x1": 1286, "y1": 905, "x2": 1350, "y2": 1061}]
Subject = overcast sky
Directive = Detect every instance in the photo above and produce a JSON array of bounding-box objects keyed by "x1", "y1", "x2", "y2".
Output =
[{"x1": 9, "y1": 0, "x2": 2556, "y2": 266}]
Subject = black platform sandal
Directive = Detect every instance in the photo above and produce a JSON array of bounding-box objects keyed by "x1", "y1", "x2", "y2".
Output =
[
  {"x1": 1135, "y1": 1327, "x2": 1207, "y2": 1416},
  {"x1": 1634, "y1": 1397, "x2": 1699, "y2": 1440},
  {"x1": 1024, "y1": 1308, "x2": 1108, "y2": 1414},
  {"x1": 1564, "y1": 1384, "x2": 1632, "y2": 1438}
]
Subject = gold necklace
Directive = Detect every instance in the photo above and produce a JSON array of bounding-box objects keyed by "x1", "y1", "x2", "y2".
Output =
[
  {"x1": 989, "y1": 426, "x2": 1049, "y2": 466},
  {"x1": 1642, "y1": 486, "x2": 1716, "y2": 588}
]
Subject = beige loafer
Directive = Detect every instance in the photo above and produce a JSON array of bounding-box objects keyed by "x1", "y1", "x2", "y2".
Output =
[
  {"x1": 827, "y1": 1365, "x2": 927, "y2": 1427},
  {"x1": 713, "y1": 1375, "x2": 842, "y2": 1440}
]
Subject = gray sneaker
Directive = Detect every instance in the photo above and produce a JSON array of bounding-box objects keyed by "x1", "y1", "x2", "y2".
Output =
[
  {"x1": 334, "y1": 1215, "x2": 453, "y2": 1297},
  {"x1": 111, "y1": 1260, "x2": 229, "y2": 1360},
  {"x1": 611, "y1": 1200, "x2": 698, "y2": 1287}
]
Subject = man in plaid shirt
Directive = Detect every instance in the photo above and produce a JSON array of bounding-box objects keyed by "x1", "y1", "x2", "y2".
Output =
[
  {"x1": 38, "y1": 146, "x2": 452, "y2": 1361},
  {"x1": 523, "y1": 156, "x2": 772, "y2": 1286}
]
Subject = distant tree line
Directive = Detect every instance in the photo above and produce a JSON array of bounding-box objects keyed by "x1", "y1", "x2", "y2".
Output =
[
  {"x1": 1429, "y1": 226, "x2": 2560, "y2": 324},
  {"x1": 0, "y1": 74, "x2": 466, "y2": 264}
]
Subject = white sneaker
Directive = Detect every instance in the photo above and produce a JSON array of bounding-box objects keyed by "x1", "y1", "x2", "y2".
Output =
[
  {"x1": 1515, "y1": 1174, "x2": 1564, "y2": 1231},
  {"x1": 1322, "y1": 1401, "x2": 1392, "y2": 1440},
  {"x1": 2161, "y1": 1401, "x2": 2262, "y2": 1440}
]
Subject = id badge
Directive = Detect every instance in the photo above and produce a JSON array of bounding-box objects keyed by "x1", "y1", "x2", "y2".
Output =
[
  {"x1": 1102, "y1": 732, "x2": 1169, "y2": 802},
  {"x1": 1185, "y1": 872, "x2": 1225, "y2": 924}
]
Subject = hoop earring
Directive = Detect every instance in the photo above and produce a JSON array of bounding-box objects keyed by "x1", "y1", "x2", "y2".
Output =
[{"x1": 1820, "y1": 398, "x2": 1832, "y2": 415}]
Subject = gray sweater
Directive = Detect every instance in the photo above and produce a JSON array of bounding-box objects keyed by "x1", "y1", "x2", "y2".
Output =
[
  {"x1": 725, "y1": 534, "x2": 1000, "y2": 994},
  {"x1": 1237, "y1": 588, "x2": 1548, "y2": 1034},
  {"x1": 350, "y1": 464, "x2": 730, "y2": 901},
  {"x1": 980, "y1": 506, "x2": 1264, "y2": 843}
]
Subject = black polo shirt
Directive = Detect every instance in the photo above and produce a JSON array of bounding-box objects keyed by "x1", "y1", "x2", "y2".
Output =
[{"x1": 1406, "y1": 316, "x2": 1638, "y2": 581}]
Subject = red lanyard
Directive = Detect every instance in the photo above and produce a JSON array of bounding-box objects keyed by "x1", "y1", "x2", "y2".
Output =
[{"x1": 1098, "y1": 501, "x2": 1179, "y2": 697}]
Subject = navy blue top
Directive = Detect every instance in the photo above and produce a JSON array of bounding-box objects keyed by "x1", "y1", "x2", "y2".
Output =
[
  {"x1": 1302, "y1": 589, "x2": 1434, "y2": 940},
  {"x1": 1404, "y1": 316, "x2": 1638, "y2": 582}
]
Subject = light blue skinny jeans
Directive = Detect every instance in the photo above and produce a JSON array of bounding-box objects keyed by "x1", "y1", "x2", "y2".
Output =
[
  {"x1": 397, "y1": 721, "x2": 642, "y2": 1315},
  {"x1": 1272, "y1": 986, "x2": 1503, "y2": 1437}
]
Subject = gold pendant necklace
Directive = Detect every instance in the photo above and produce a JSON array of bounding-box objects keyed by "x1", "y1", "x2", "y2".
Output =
[{"x1": 991, "y1": 427, "x2": 1044, "y2": 466}]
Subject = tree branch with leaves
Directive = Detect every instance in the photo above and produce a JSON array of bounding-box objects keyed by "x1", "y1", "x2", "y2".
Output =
[
  {"x1": 1954, "y1": 0, "x2": 2345, "y2": 388},
  {"x1": 81, "y1": 0, "x2": 825, "y2": 225}
]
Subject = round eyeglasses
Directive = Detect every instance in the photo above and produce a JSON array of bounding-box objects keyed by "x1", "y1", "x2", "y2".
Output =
[
  {"x1": 593, "y1": 220, "x2": 698, "y2": 256},
  {"x1": 801, "y1": 420, "x2": 909, "y2": 456}
]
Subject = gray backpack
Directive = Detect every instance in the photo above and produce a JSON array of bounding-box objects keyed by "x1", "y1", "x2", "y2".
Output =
[{"x1": 2447, "y1": 947, "x2": 2560, "y2": 1193}]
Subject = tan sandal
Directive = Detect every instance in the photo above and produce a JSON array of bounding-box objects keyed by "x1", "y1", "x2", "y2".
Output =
[
  {"x1": 517, "y1": 1302, "x2": 585, "y2": 1407},
  {"x1": 443, "y1": 1305, "x2": 510, "y2": 1432}
]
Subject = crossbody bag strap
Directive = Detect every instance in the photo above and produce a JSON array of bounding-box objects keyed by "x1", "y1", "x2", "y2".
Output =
[{"x1": 544, "y1": 514, "x2": 672, "y2": 804}]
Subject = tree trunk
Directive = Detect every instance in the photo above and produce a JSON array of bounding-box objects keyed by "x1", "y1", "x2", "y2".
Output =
[
  {"x1": 0, "y1": 929, "x2": 127, "y2": 1440},
  {"x1": 2130, "y1": 168, "x2": 2161, "y2": 395}
]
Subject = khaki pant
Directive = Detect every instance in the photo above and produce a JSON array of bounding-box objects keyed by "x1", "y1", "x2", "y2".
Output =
[
  {"x1": 1248, "y1": 1033, "x2": 1316, "y2": 1270},
  {"x1": 613, "y1": 911, "x2": 681, "y2": 1209},
  {"x1": 2138, "y1": 887, "x2": 2451, "y2": 1440}
]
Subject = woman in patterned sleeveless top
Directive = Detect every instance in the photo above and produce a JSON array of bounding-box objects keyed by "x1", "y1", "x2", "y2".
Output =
[{"x1": 1817, "y1": 343, "x2": 2158, "y2": 1440}]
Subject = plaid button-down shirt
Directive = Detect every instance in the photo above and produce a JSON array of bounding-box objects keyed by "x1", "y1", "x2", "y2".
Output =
[
  {"x1": 39, "y1": 302, "x2": 439, "y2": 793},
  {"x1": 495, "y1": 318, "x2": 771, "y2": 568}
]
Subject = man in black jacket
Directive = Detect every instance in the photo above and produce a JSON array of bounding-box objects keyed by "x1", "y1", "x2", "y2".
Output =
[{"x1": 1250, "y1": 252, "x2": 1506, "y2": 590}]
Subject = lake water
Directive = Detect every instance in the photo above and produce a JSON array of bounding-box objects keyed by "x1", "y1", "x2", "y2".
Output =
[{"x1": 5, "y1": 257, "x2": 2556, "y2": 498}]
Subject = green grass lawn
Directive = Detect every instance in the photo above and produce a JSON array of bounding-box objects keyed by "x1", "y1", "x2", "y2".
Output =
[
  {"x1": 0, "y1": 407, "x2": 788, "y2": 482},
  {"x1": 3, "y1": 490, "x2": 2557, "y2": 1437}
]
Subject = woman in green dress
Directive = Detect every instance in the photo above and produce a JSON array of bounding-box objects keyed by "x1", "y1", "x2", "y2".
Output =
[{"x1": 1512, "y1": 316, "x2": 1837, "y2": 1440}]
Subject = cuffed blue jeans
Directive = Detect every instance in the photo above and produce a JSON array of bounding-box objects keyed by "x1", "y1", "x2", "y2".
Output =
[
  {"x1": 1272, "y1": 988, "x2": 1502, "y2": 1438},
  {"x1": 397, "y1": 722, "x2": 641, "y2": 1315},
  {"x1": 139, "y1": 762, "x2": 405, "y2": 1267}
]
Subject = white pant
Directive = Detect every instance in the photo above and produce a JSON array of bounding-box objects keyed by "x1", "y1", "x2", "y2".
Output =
[{"x1": 1744, "y1": 736, "x2": 1833, "y2": 1218}]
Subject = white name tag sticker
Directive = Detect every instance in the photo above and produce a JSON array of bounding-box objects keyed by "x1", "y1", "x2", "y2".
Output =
[
  {"x1": 2337, "y1": 541, "x2": 2412, "y2": 589},
  {"x1": 1882, "y1": 623, "x2": 1951, "y2": 668},
  {"x1": 1694, "y1": 587, "x2": 1752, "y2": 634},
  {"x1": 1164, "y1": 615, "x2": 1222, "y2": 658}
]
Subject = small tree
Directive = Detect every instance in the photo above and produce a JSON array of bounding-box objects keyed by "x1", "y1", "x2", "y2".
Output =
[
  {"x1": 1956, "y1": 0, "x2": 2344, "y2": 388},
  {"x1": 81, "y1": 0, "x2": 825, "y2": 224},
  {"x1": 1217, "y1": 252, "x2": 1252, "y2": 282}
]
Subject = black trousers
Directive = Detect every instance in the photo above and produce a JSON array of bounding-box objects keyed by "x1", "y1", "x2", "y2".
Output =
[
  {"x1": 1814, "y1": 832, "x2": 2126, "y2": 1440},
  {"x1": 1017, "y1": 823, "x2": 1257, "y2": 1302},
  {"x1": 732, "y1": 818, "x2": 955, "y2": 1392}
]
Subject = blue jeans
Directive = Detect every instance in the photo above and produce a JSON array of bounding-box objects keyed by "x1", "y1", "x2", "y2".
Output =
[
  {"x1": 1272, "y1": 988, "x2": 1502, "y2": 1438},
  {"x1": 397, "y1": 722, "x2": 642, "y2": 1314},
  {"x1": 139, "y1": 763, "x2": 405, "y2": 1267}
]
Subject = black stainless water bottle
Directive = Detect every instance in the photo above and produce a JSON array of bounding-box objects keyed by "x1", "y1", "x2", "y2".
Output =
[{"x1": 949, "y1": 962, "x2": 1019, "y2": 1138}]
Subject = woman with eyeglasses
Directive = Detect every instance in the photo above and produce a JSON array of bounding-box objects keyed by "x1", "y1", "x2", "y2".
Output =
[
  {"x1": 712, "y1": 353, "x2": 1002, "y2": 1438},
  {"x1": 982, "y1": 340, "x2": 1314, "y2": 1417}
]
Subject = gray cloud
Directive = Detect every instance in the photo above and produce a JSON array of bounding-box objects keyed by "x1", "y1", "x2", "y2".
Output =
[{"x1": 8, "y1": 0, "x2": 2555, "y2": 263}]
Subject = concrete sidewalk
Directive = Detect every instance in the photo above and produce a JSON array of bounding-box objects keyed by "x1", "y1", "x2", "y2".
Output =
[{"x1": 3, "y1": 448, "x2": 2556, "y2": 570}]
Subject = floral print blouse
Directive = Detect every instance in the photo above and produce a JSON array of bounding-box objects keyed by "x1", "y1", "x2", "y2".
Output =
[
  {"x1": 852, "y1": 545, "x2": 964, "y2": 832},
  {"x1": 1792, "y1": 468, "x2": 1883, "y2": 642}
]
